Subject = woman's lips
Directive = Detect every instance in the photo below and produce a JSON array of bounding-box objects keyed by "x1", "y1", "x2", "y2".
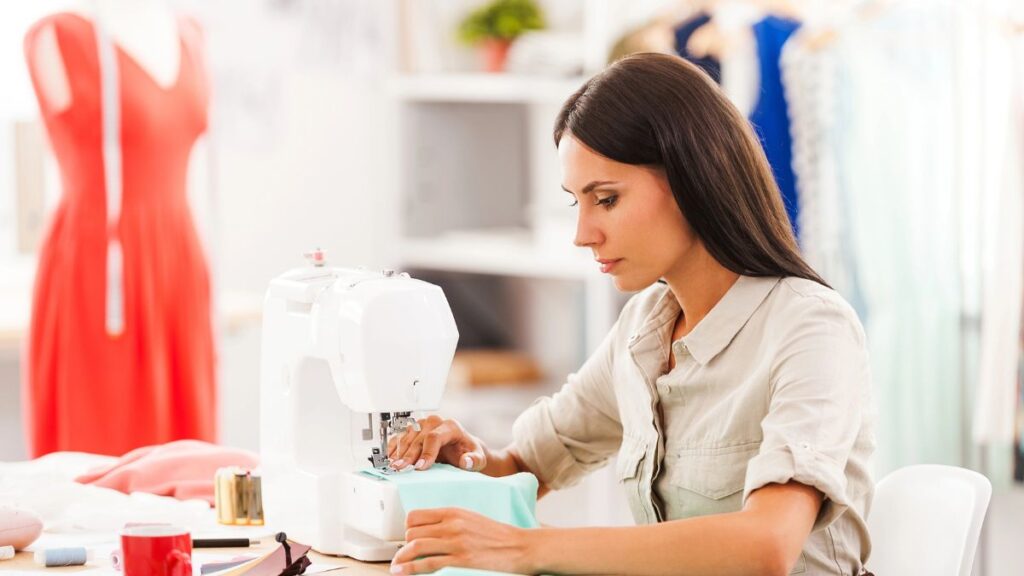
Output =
[{"x1": 597, "y1": 258, "x2": 623, "y2": 273}]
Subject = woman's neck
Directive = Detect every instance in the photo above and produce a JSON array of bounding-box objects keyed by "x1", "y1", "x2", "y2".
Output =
[{"x1": 663, "y1": 245, "x2": 740, "y2": 339}]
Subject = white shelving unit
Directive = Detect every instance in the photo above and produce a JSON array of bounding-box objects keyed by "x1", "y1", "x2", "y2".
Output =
[
  {"x1": 389, "y1": 74, "x2": 589, "y2": 104},
  {"x1": 390, "y1": 72, "x2": 624, "y2": 355},
  {"x1": 399, "y1": 228, "x2": 590, "y2": 279}
]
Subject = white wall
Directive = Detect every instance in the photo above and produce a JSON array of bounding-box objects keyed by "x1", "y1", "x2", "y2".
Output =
[
  {"x1": 193, "y1": 0, "x2": 399, "y2": 292},
  {"x1": 192, "y1": 1, "x2": 400, "y2": 450}
]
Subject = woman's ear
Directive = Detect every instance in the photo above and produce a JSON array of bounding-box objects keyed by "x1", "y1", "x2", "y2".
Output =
[{"x1": 646, "y1": 165, "x2": 674, "y2": 199}]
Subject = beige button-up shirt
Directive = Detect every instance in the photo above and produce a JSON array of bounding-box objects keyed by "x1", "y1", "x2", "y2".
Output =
[{"x1": 513, "y1": 275, "x2": 876, "y2": 575}]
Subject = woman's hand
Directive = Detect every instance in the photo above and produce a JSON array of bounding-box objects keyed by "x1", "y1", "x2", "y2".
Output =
[
  {"x1": 390, "y1": 508, "x2": 535, "y2": 575},
  {"x1": 387, "y1": 415, "x2": 487, "y2": 472}
]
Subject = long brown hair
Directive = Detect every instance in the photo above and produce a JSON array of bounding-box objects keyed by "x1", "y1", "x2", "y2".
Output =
[{"x1": 554, "y1": 52, "x2": 827, "y2": 287}]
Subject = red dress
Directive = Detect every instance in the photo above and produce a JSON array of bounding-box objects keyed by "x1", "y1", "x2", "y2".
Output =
[{"x1": 23, "y1": 12, "x2": 216, "y2": 457}]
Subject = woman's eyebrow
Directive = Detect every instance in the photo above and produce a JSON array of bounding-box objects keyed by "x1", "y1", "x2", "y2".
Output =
[{"x1": 560, "y1": 180, "x2": 620, "y2": 195}]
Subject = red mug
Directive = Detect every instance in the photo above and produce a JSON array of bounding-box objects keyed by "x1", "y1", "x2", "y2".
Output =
[{"x1": 119, "y1": 525, "x2": 192, "y2": 576}]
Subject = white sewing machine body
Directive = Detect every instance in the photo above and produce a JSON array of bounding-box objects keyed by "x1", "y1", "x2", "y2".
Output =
[{"x1": 259, "y1": 258, "x2": 458, "y2": 560}]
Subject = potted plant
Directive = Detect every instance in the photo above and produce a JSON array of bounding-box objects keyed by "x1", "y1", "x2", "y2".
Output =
[{"x1": 457, "y1": 0, "x2": 546, "y2": 73}]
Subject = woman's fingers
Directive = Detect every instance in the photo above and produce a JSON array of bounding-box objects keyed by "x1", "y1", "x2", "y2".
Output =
[
  {"x1": 393, "y1": 509, "x2": 525, "y2": 575},
  {"x1": 416, "y1": 426, "x2": 455, "y2": 469},
  {"x1": 404, "y1": 524, "x2": 449, "y2": 543},
  {"x1": 406, "y1": 507, "x2": 452, "y2": 528},
  {"x1": 438, "y1": 427, "x2": 486, "y2": 472},
  {"x1": 387, "y1": 416, "x2": 481, "y2": 471},
  {"x1": 402, "y1": 421, "x2": 455, "y2": 470},
  {"x1": 390, "y1": 555, "x2": 449, "y2": 576},
  {"x1": 391, "y1": 427, "x2": 423, "y2": 468},
  {"x1": 389, "y1": 415, "x2": 441, "y2": 468},
  {"x1": 395, "y1": 442, "x2": 424, "y2": 470},
  {"x1": 391, "y1": 537, "x2": 454, "y2": 566},
  {"x1": 455, "y1": 449, "x2": 487, "y2": 471}
]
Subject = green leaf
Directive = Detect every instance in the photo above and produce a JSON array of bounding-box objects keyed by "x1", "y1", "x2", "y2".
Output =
[{"x1": 456, "y1": 0, "x2": 546, "y2": 45}]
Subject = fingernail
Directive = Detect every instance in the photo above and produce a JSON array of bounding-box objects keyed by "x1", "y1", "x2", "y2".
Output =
[
  {"x1": 390, "y1": 563, "x2": 403, "y2": 574},
  {"x1": 391, "y1": 459, "x2": 404, "y2": 469},
  {"x1": 415, "y1": 459, "x2": 426, "y2": 469},
  {"x1": 462, "y1": 455, "x2": 473, "y2": 469}
]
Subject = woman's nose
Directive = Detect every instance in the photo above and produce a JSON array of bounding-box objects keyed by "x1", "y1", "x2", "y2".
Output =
[{"x1": 574, "y1": 213, "x2": 602, "y2": 248}]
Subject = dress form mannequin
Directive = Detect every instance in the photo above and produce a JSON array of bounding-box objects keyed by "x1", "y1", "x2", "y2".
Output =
[
  {"x1": 23, "y1": 0, "x2": 217, "y2": 456},
  {"x1": 29, "y1": 0, "x2": 181, "y2": 115}
]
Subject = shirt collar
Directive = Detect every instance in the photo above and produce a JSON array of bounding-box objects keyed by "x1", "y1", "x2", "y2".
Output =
[{"x1": 631, "y1": 275, "x2": 781, "y2": 366}]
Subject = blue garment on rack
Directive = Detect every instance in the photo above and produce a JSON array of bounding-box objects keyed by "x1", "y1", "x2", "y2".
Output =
[
  {"x1": 674, "y1": 14, "x2": 802, "y2": 240},
  {"x1": 750, "y1": 16, "x2": 802, "y2": 240},
  {"x1": 673, "y1": 12, "x2": 721, "y2": 83}
]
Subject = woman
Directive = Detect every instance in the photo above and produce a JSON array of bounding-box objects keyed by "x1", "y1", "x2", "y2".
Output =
[{"x1": 387, "y1": 53, "x2": 875, "y2": 576}]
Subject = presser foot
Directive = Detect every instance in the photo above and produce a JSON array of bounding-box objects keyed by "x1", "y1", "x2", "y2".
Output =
[{"x1": 369, "y1": 447, "x2": 395, "y2": 474}]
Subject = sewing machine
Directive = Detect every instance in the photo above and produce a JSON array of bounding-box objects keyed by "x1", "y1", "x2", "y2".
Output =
[{"x1": 259, "y1": 250, "x2": 459, "y2": 560}]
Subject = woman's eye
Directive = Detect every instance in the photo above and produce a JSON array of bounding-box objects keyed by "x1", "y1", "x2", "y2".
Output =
[
  {"x1": 595, "y1": 195, "x2": 618, "y2": 209},
  {"x1": 568, "y1": 198, "x2": 579, "y2": 207}
]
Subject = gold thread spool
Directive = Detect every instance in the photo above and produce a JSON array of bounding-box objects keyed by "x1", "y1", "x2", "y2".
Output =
[
  {"x1": 214, "y1": 467, "x2": 263, "y2": 525},
  {"x1": 247, "y1": 472, "x2": 264, "y2": 525},
  {"x1": 232, "y1": 470, "x2": 250, "y2": 525},
  {"x1": 215, "y1": 467, "x2": 238, "y2": 525}
]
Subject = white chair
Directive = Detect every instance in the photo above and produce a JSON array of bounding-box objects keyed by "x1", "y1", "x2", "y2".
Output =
[{"x1": 866, "y1": 464, "x2": 992, "y2": 576}]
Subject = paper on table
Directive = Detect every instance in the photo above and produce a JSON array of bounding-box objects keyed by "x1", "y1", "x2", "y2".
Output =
[{"x1": 199, "y1": 539, "x2": 311, "y2": 576}]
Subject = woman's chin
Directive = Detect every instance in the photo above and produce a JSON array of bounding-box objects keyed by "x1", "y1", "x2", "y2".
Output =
[{"x1": 612, "y1": 273, "x2": 655, "y2": 293}]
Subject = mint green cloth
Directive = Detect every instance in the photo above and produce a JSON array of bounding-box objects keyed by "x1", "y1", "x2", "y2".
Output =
[
  {"x1": 360, "y1": 463, "x2": 540, "y2": 529},
  {"x1": 361, "y1": 464, "x2": 540, "y2": 575}
]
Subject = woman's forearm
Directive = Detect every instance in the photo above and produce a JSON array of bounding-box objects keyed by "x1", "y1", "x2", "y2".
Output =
[
  {"x1": 480, "y1": 444, "x2": 550, "y2": 497},
  {"x1": 524, "y1": 512, "x2": 790, "y2": 576}
]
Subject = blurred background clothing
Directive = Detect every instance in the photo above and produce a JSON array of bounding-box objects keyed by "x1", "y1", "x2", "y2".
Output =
[
  {"x1": 21, "y1": 9, "x2": 215, "y2": 457},
  {"x1": 675, "y1": 10, "x2": 802, "y2": 240},
  {"x1": 779, "y1": 2, "x2": 964, "y2": 476}
]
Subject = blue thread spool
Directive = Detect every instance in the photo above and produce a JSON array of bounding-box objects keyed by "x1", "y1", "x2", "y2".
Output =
[{"x1": 34, "y1": 547, "x2": 92, "y2": 567}]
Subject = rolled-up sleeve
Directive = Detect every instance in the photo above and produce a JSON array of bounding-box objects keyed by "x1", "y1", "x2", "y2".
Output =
[
  {"x1": 512, "y1": 320, "x2": 624, "y2": 490},
  {"x1": 743, "y1": 296, "x2": 871, "y2": 532}
]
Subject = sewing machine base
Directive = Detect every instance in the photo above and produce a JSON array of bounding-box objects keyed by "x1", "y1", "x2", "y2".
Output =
[{"x1": 347, "y1": 471, "x2": 407, "y2": 543}]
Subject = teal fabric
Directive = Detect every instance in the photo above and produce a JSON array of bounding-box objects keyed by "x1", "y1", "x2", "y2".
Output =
[
  {"x1": 360, "y1": 463, "x2": 540, "y2": 529},
  {"x1": 361, "y1": 464, "x2": 540, "y2": 575}
]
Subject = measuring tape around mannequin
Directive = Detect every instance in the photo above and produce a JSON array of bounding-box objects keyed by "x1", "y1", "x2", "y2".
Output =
[{"x1": 93, "y1": 8, "x2": 125, "y2": 336}]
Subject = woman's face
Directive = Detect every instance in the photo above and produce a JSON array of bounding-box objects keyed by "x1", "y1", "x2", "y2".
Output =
[{"x1": 558, "y1": 134, "x2": 698, "y2": 292}]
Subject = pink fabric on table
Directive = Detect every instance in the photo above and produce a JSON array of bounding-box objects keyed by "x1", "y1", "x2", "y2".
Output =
[{"x1": 74, "y1": 440, "x2": 259, "y2": 505}]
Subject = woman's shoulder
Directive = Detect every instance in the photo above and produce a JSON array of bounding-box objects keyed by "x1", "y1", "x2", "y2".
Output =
[
  {"x1": 775, "y1": 276, "x2": 851, "y2": 309},
  {"x1": 769, "y1": 276, "x2": 865, "y2": 341}
]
